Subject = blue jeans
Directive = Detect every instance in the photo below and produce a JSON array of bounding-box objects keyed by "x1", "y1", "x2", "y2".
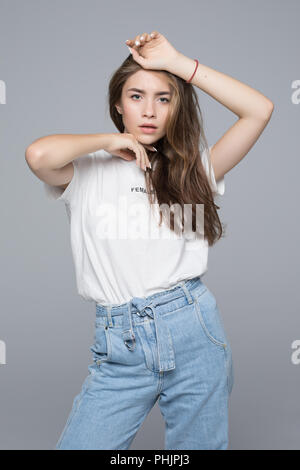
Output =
[{"x1": 55, "y1": 276, "x2": 234, "y2": 450}]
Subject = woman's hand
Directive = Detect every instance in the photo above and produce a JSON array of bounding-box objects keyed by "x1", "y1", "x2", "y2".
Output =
[
  {"x1": 102, "y1": 133, "x2": 156, "y2": 171},
  {"x1": 125, "y1": 31, "x2": 180, "y2": 71}
]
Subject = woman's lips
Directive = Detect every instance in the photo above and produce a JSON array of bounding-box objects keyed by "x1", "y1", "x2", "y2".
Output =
[{"x1": 139, "y1": 126, "x2": 157, "y2": 134}]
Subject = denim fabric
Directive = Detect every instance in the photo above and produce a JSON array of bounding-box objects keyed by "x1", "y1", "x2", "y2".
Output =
[{"x1": 55, "y1": 276, "x2": 234, "y2": 450}]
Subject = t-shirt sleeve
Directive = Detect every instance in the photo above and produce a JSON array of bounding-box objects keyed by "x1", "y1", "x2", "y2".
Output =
[
  {"x1": 43, "y1": 152, "x2": 95, "y2": 205},
  {"x1": 201, "y1": 145, "x2": 225, "y2": 197}
]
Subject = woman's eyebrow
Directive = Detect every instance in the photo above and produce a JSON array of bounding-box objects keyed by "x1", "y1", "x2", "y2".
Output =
[{"x1": 127, "y1": 87, "x2": 171, "y2": 96}]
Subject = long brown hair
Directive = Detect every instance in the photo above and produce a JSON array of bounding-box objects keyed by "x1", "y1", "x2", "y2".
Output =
[{"x1": 107, "y1": 54, "x2": 226, "y2": 246}]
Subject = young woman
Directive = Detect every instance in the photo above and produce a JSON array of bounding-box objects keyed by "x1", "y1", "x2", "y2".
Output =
[{"x1": 25, "y1": 31, "x2": 274, "y2": 450}]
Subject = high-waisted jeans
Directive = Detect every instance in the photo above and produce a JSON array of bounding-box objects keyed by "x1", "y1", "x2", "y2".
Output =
[{"x1": 55, "y1": 276, "x2": 234, "y2": 450}]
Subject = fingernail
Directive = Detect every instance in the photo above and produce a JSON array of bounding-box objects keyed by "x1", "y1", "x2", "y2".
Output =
[
  {"x1": 152, "y1": 146, "x2": 157, "y2": 152},
  {"x1": 127, "y1": 46, "x2": 132, "y2": 54}
]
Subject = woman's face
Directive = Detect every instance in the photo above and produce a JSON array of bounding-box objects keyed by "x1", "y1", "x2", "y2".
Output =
[{"x1": 116, "y1": 70, "x2": 172, "y2": 145}]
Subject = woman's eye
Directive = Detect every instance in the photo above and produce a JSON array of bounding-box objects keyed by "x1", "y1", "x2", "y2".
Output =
[{"x1": 130, "y1": 94, "x2": 169, "y2": 103}]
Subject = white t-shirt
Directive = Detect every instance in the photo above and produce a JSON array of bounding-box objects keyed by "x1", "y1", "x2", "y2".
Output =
[{"x1": 43, "y1": 146, "x2": 225, "y2": 306}]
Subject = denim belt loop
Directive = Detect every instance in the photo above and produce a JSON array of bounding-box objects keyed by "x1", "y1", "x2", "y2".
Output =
[
  {"x1": 128, "y1": 296, "x2": 176, "y2": 373},
  {"x1": 106, "y1": 305, "x2": 113, "y2": 328},
  {"x1": 122, "y1": 302, "x2": 136, "y2": 352},
  {"x1": 178, "y1": 281, "x2": 194, "y2": 304}
]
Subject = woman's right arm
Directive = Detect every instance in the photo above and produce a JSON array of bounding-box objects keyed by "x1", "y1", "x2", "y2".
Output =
[
  {"x1": 25, "y1": 133, "x2": 111, "y2": 189},
  {"x1": 25, "y1": 132, "x2": 153, "y2": 190}
]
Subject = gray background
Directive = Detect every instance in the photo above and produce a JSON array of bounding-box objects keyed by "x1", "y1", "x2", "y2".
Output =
[{"x1": 1, "y1": 0, "x2": 299, "y2": 450}]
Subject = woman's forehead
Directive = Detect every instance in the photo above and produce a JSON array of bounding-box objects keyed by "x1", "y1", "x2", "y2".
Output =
[{"x1": 125, "y1": 70, "x2": 170, "y2": 91}]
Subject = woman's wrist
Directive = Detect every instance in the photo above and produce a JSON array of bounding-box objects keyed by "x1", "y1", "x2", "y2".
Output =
[{"x1": 165, "y1": 52, "x2": 199, "y2": 83}]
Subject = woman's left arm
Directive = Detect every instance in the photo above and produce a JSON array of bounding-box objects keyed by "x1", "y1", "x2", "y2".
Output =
[{"x1": 166, "y1": 53, "x2": 274, "y2": 182}]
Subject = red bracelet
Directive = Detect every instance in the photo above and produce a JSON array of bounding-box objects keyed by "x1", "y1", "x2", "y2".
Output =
[{"x1": 186, "y1": 59, "x2": 199, "y2": 83}]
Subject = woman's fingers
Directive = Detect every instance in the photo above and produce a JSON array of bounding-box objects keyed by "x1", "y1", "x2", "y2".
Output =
[
  {"x1": 136, "y1": 144, "x2": 143, "y2": 169},
  {"x1": 144, "y1": 144, "x2": 157, "y2": 152},
  {"x1": 125, "y1": 32, "x2": 154, "y2": 49},
  {"x1": 133, "y1": 35, "x2": 142, "y2": 50},
  {"x1": 133, "y1": 143, "x2": 143, "y2": 169},
  {"x1": 141, "y1": 146, "x2": 150, "y2": 171},
  {"x1": 139, "y1": 33, "x2": 149, "y2": 45},
  {"x1": 118, "y1": 150, "x2": 135, "y2": 161},
  {"x1": 137, "y1": 144, "x2": 151, "y2": 171},
  {"x1": 142, "y1": 146, "x2": 151, "y2": 170},
  {"x1": 125, "y1": 140, "x2": 153, "y2": 171}
]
